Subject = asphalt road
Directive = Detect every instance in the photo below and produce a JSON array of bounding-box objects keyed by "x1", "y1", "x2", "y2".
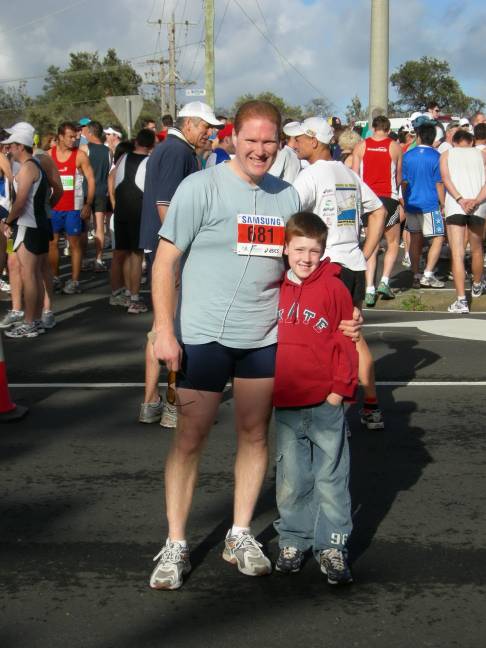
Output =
[{"x1": 1, "y1": 267, "x2": 486, "y2": 648}]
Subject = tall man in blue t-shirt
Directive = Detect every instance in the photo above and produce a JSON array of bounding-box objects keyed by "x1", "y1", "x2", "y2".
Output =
[
  {"x1": 402, "y1": 122, "x2": 445, "y2": 289},
  {"x1": 138, "y1": 102, "x2": 223, "y2": 428}
]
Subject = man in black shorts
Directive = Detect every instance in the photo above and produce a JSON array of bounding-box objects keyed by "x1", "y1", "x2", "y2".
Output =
[
  {"x1": 109, "y1": 128, "x2": 155, "y2": 313},
  {"x1": 1, "y1": 123, "x2": 51, "y2": 338}
]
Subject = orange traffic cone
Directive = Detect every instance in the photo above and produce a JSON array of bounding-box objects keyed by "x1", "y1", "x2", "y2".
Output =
[{"x1": 0, "y1": 333, "x2": 28, "y2": 422}]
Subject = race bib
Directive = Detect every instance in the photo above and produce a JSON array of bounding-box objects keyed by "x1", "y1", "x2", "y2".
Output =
[
  {"x1": 236, "y1": 214, "x2": 285, "y2": 257},
  {"x1": 61, "y1": 175, "x2": 74, "y2": 190}
]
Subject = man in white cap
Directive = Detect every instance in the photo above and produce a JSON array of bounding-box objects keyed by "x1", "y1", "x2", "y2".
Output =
[
  {"x1": 1, "y1": 123, "x2": 51, "y2": 338},
  {"x1": 138, "y1": 101, "x2": 223, "y2": 428},
  {"x1": 103, "y1": 126, "x2": 122, "y2": 156},
  {"x1": 284, "y1": 116, "x2": 387, "y2": 430}
]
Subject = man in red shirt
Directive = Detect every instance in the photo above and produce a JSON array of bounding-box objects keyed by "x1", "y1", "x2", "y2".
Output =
[{"x1": 353, "y1": 115, "x2": 402, "y2": 305}]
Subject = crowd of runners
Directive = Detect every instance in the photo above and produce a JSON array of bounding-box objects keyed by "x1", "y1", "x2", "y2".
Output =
[{"x1": 1, "y1": 98, "x2": 485, "y2": 588}]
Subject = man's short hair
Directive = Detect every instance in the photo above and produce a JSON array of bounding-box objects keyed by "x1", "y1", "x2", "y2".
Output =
[
  {"x1": 142, "y1": 118, "x2": 156, "y2": 128},
  {"x1": 87, "y1": 121, "x2": 103, "y2": 139},
  {"x1": 446, "y1": 121, "x2": 459, "y2": 132},
  {"x1": 426, "y1": 100, "x2": 440, "y2": 111},
  {"x1": 452, "y1": 130, "x2": 474, "y2": 145},
  {"x1": 58, "y1": 121, "x2": 78, "y2": 135},
  {"x1": 474, "y1": 123, "x2": 486, "y2": 141},
  {"x1": 234, "y1": 101, "x2": 281, "y2": 135},
  {"x1": 372, "y1": 115, "x2": 391, "y2": 132},
  {"x1": 416, "y1": 123, "x2": 437, "y2": 145},
  {"x1": 162, "y1": 114, "x2": 174, "y2": 127},
  {"x1": 113, "y1": 140, "x2": 134, "y2": 164},
  {"x1": 136, "y1": 128, "x2": 156, "y2": 149},
  {"x1": 285, "y1": 211, "x2": 328, "y2": 247},
  {"x1": 174, "y1": 116, "x2": 201, "y2": 131}
]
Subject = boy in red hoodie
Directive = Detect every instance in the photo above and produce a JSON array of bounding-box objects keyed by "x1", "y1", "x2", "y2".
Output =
[{"x1": 273, "y1": 211, "x2": 358, "y2": 584}]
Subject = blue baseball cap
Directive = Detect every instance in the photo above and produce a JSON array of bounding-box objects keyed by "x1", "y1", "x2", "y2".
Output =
[{"x1": 78, "y1": 117, "x2": 91, "y2": 126}]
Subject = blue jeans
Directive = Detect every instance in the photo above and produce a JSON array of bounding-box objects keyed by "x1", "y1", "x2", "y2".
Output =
[{"x1": 274, "y1": 401, "x2": 352, "y2": 555}]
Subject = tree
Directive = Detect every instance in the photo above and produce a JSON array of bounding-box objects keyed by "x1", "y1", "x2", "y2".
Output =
[
  {"x1": 345, "y1": 95, "x2": 367, "y2": 123},
  {"x1": 25, "y1": 49, "x2": 143, "y2": 133},
  {"x1": 0, "y1": 83, "x2": 29, "y2": 126},
  {"x1": 303, "y1": 97, "x2": 333, "y2": 118},
  {"x1": 232, "y1": 92, "x2": 304, "y2": 121},
  {"x1": 390, "y1": 56, "x2": 484, "y2": 115}
]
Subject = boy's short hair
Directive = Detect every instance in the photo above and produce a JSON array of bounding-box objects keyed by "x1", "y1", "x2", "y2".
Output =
[{"x1": 286, "y1": 211, "x2": 328, "y2": 247}]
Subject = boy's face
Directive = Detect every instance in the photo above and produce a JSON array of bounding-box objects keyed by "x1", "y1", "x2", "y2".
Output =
[{"x1": 285, "y1": 235, "x2": 323, "y2": 281}]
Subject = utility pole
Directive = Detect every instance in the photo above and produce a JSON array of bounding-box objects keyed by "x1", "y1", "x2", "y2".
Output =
[
  {"x1": 168, "y1": 12, "x2": 177, "y2": 119},
  {"x1": 368, "y1": 0, "x2": 389, "y2": 123},
  {"x1": 147, "y1": 11, "x2": 196, "y2": 119},
  {"x1": 204, "y1": 0, "x2": 215, "y2": 109}
]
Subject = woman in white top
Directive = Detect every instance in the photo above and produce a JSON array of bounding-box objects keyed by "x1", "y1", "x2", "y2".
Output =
[{"x1": 440, "y1": 129, "x2": 486, "y2": 313}]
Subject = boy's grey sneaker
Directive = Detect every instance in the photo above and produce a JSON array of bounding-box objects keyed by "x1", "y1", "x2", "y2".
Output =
[
  {"x1": 0, "y1": 309, "x2": 24, "y2": 329},
  {"x1": 139, "y1": 398, "x2": 163, "y2": 423},
  {"x1": 160, "y1": 400, "x2": 178, "y2": 428},
  {"x1": 4, "y1": 322, "x2": 39, "y2": 338},
  {"x1": 127, "y1": 299, "x2": 148, "y2": 314},
  {"x1": 320, "y1": 549, "x2": 353, "y2": 585},
  {"x1": 377, "y1": 281, "x2": 395, "y2": 299},
  {"x1": 222, "y1": 529, "x2": 272, "y2": 576},
  {"x1": 360, "y1": 408, "x2": 385, "y2": 430},
  {"x1": 34, "y1": 320, "x2": 46, "y2": 335},
  {"x1": 420, "y1": 274, "x2": 444, "y2": 288},
  {"x1": 448, "y1": 298, "x2": 469, "y2": 314},
  {"x1": 149, "y1": 540, "x2": 191, "y2": 590},
  {"x1": 275, "y1": 546, "x2": 304, "y2": 573},
  {"x1": 41, "y1": 310, "x2": 56, "y2": 329},
  {"x1": 471, "y1": 280, "x2": 485, "y2": 298},
  {"x1": 62, "y1": 279, "x2": 81, "y2": 295}
]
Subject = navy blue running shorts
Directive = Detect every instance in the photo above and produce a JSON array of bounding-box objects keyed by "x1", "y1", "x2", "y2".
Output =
[{"x1": 177, "y1": 342, "x2": 277, "y2": 392}]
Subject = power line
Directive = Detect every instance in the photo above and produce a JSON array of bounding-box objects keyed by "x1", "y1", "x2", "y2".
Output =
[
  {"x1": 231, "y1": 0, "x2": 326, "y2": 98},
  {"x1": 0, "y1": 0, "x2": 89, "y2": 36}
]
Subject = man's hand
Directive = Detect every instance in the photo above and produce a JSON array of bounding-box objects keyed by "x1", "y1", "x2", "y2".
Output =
[
  {"x1": 339, "y1": 306, "x2": 363, "y2": 341},
  {"x1": 461, "y1": 198, "x2": 476, "y2": 215},
  {"x1": 326, "y1": 392, "x2": 343, "y2": 407},
  {"x1": 80, "y1": 204, "x2": 92, "y2": 221},
  {"x1": 152, "y1": 331, "x2": 183, "y2": 372}
]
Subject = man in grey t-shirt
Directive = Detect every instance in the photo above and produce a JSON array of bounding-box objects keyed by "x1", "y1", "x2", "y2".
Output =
[{"x1": 147, "y1": 101, "x2": 361, "y2": 590}]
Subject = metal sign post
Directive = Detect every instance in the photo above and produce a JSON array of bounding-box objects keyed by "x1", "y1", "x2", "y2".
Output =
[{"x1": 106, "y1": 95, "x2": 144, "y2": 137}]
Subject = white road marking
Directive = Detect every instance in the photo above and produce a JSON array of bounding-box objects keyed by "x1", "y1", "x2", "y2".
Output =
[{"x1": 364, "y1": 318, "x2": 486, "y2": 341}]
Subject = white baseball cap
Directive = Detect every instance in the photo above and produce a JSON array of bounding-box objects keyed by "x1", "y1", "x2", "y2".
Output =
[
  {"x1": 459, "y1": 117, "x2": 470, "y2": 127},
  {"x1": 178, "y1": 101, "x2": 224, "y2": 127},
  {"x1": 410, "y1": 111, "x2": 424, "y2": 122},
  {"x1": 283, "y1": 117, "x2": 334, "y2": 144},
  {"x1": 1, "y1": 122, "x2": 35, "y2": 147}
]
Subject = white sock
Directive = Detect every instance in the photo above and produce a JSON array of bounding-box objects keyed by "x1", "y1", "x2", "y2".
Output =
[
  {"x1": 366, "y1": 286, "x2": 375, "y2": 294},
  {"x1": 169, "y1": 538, "x2": 187, "y2": 548},
  {"x1": 231, "y1": 525, "x2": 250, "y2": 536},
  {"x1": 458, "y1": 295, "x2": 466, "y2": 301},
  {"x1": 131, "y1": 293, "x2": 139, "y2": 302},
  {"x1": 424, "y1": 270, "x2": 434, "y2": 278},
  {"x1": 381, "y1": 276, "x2": 389, "y2": 285}
]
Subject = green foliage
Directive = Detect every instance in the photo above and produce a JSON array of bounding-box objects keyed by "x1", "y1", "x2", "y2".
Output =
[
  {"x1": 401, "y1": 293, "x2": 426, "y2": 312},
  {"x1": 390, "y1": 56, "x2": 485, "y2": 115},
  {"x1": 303, "y1": 97, "x2": 333, "y2": 118},
  {"x1": 0, "y1": 83, "x2": 30, "y2": 126},
  {"x1": 232, "y1": 92, "x2": 305, "y2": 121},
  {"x1": 345, "y1": 95, "x2": 367, "y2": 123}
]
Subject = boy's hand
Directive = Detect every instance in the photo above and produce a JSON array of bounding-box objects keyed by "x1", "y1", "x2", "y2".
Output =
[
  {"x1": 326, "y1": 393, "x2": 343, "y2": 406},
  {"x1": 338, "y1": 307, "x2": 363, "y2": 341}
]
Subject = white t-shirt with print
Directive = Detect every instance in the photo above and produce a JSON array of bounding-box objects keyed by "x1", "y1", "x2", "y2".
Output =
[{"x1": 293, "y1": 160, "x2": 382, "y2": 271}]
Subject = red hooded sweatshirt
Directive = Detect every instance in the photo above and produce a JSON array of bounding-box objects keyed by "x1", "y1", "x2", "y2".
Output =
[{"x1": 273, "y1": 258, "x2": 358, "y2": 408}]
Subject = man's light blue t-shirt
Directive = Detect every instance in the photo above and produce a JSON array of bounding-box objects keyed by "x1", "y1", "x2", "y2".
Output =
[
  {"x1": 402, "y1": 145, "x2": 442, "y2": 213},
  {"x1": 159, "y1": 163, "x2": 300, "y2": 348}
]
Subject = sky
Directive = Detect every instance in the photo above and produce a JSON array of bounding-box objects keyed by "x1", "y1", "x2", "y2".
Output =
[{"x1": 0, "y1": 0, "x2": 485, "y2": 120}]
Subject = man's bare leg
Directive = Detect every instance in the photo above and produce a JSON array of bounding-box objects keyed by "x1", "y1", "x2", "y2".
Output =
[
  {"x1": 447, "y1": 224, "x2": 466, "y2": 297},
  {"x1": 165, "y1": 389, "x2": 222, "y2": 540},
  {"x1": 144, "y1": 339, "x2": 161, "y2": 404},
  {"x1": 94, "y1": 211, "x2": 105, "y2": 264},
  {"x1": 425, "y1": 235, "x2": 444, "y2": 273},
  {"x1": 232, "y1": 377, "x2": 273, "y2": 528},
  {"x1": 48, "y1": 233, "x2": 60, "y2": 278},
  {"x1": 17, "y1": 245, "x2": 41, "y2": 323},
  {"x1": 68, "y1": 234, "x2": 82, "y2": 282},
  {"x1": 7, "y1": 252, "x2": 22, "y2": 312},
  {"x1": 468, "y1": 224, "x2": 484, "y2": 285},
  {"x1": 382, "y1": 223, "x2": 400, "y2": 279}
]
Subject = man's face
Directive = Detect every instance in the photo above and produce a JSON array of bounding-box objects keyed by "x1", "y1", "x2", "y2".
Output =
[
  {"x1": 59, "y1": 128, "x2": 77, "y2": 150},
  {"x1": 145, "y1": 121, "x2": 156, "y2": 131},
  {"x1": 447, "y1": 127, "x2": 458, "y2": 142},
  {"x1": 285, "y1": 236, "x2": 323, "y2": 281},
  {"x1": 222, "y1": 135, "x2": 235, "y2": 154},
  {"x1": 293, "y1": 134, "x2": 316, "y2": 161},
  {"x1": 233, "y1": 117, "x2": 279, "y2": 182},
  {"x1": 184, "y1": 118, "x2": 211, "y2": 149},
  {"x1": 429, "y1": 105, "x2": 440, "y2": 118},
  {"x1": 9, "y1": 143, "x2": 22, "y2": 162}
]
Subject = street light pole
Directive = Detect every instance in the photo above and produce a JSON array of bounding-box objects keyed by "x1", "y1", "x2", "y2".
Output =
[{"x1": 368, "y1": 0, "x2": 389, "y2": 123}]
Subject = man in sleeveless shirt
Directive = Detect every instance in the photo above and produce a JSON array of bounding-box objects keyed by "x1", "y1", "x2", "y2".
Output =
[
  {"x1": 352, "y1": 115, "x2": 403, "y2": 304},
  {"x1": 1, "y1": 123, "x2": 50, "y2": 338},
  {"x1": 85, "y1": 121, "x2": 111, "y2": 271},
  {"x1": 48, "y1": 121, "x2": 95, "y2": 294}
]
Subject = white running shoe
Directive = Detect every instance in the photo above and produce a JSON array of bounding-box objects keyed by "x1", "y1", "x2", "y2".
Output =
[
  {"x1": 222, "y1": 529, "x2": 272, "y2": 576},
  {"x1": 420, "y1": 274, "x2": 444, "y2": 288},
  {"x1": 160, "y1": 400, "x2": 178, "y2": 428},
  {"x1": 448, "y1": 298, "x2": 469, "y2": 314},
  {"x1": 149, "y1": 540, "x2": 191, "y2": 590}
]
